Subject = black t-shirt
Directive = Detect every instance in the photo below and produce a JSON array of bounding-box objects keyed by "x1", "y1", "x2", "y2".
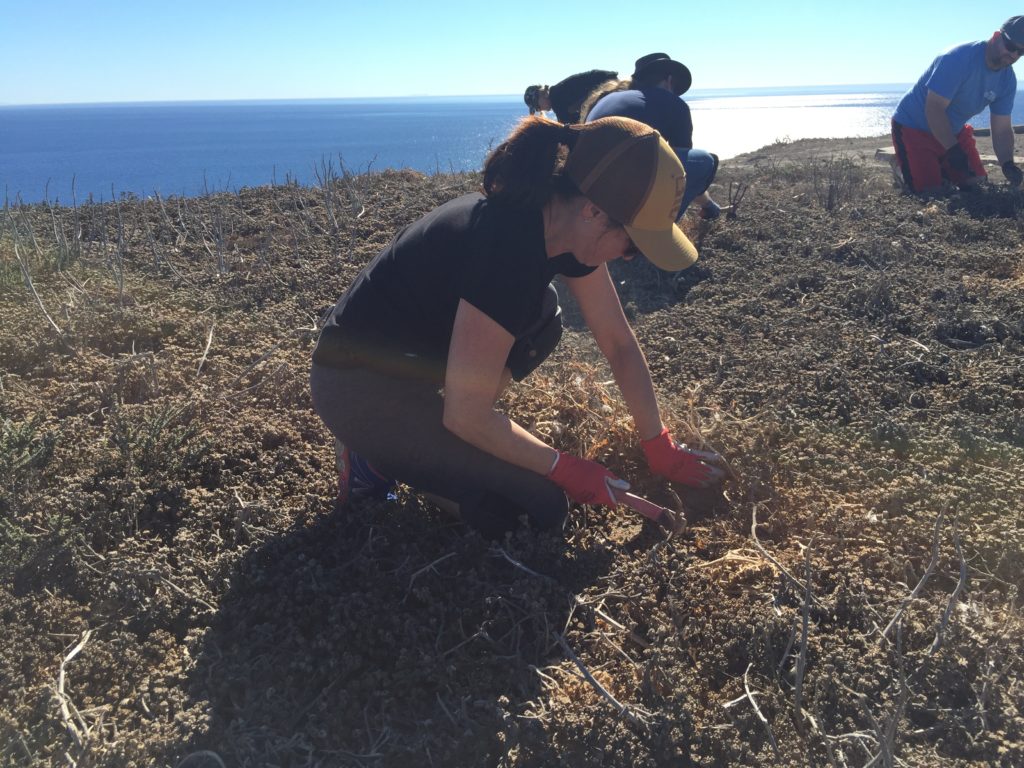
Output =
[
  {"x1": 320, "y1": 193, "x2": 595, "y2": 375},
  {"x1": 549, "y1": 69, "x2": 618, "y2": 124}
]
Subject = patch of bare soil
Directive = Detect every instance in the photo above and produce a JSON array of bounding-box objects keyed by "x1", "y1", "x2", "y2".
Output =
[{"x1": 1, "y1": 141, "x2": 1022, "y2": 767}]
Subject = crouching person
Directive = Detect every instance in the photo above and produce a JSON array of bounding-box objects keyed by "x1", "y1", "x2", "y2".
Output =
[{"x1": 310, "y1": 116, "x2": 725, "y2": 539}]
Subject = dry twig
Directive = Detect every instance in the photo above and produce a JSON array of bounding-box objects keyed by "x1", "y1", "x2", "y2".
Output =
[
  {"x1": 750, "y1": 504, "x2": 821, "y2": 608},
  {"x1": 55, "y1": 629, "x2": 93, "y2": 749},
  {"x1": 880, "y1": 509, "x2": 944, "y2": 642},
  {"x1": 930, "y1": 523, "x2": 967, "y2": 655},
  {"x1": 743, "y1": 662, "x2": 780, "y2": 759},
  {"x1": 140, "y1": 570, "x2": 216, "y2": 612},
  {"x1": 6, "y1": 211, "x2": 71, "y2": 348},
  {"x1": 727, "y1": 180, "x2": 749, "y2": 219},
  {"x1": 793, "y1": 540, "x2": 814, "y2": 737},
  {"x1": 406, "y1": 552, "x2": 457, "y2": 593},
  {"x1": 494, "y1": 546, "x2": 555, "y2": 582},
  {"x1": 196, "y1": 321, "x2": 215, "y2": 377},
  {"x1": 590, "y1": 603, "x2": 651, "y2": 649},
  {"x1": 554, "y1": 633, "x2": 650, "y2": 728}
]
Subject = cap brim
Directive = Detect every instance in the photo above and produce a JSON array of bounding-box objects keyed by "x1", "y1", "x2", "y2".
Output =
[
  {"x1": 670, "y1": 63, "x2": 692, "y2": 95},
  {"x1": 625, "y1": 221, "x2": 698, "y2": 272}
]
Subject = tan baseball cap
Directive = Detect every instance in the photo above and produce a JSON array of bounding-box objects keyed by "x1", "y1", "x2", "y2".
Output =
[{"x1": 565, "y1": 116, "x2": 697, "y2": 271}]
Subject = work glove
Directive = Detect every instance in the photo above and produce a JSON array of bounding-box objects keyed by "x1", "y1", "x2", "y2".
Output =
[
  {"x1": 1002, "y1": 160, "x2": 1023, "y2": 187},
  {"x1": 547, "y1": 452, "x2": 629, "y2": 506},
  {"x1": 943, "y1": 144, "x2": 973, "y2": 178},
  {"x1": 642, "y1": 428, "x2": 727, "y2": 488}
]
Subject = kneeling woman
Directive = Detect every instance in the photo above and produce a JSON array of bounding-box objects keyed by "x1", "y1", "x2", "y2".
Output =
[{"x1": 310, "y1": 116, "x2": 724, "y2": 538}]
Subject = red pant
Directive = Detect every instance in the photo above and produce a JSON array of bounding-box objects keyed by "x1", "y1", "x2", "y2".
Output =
[{"x1": 891, "y1": 120, "x2": 987, "y2": 192}]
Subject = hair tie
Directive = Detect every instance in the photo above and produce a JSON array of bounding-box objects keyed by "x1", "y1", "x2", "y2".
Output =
[{"x1": 560, "y1": 123, "x2": 579, "y2": 148}]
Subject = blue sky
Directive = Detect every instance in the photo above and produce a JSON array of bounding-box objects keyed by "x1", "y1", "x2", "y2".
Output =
[{"x1": 2, "y1": 1, "x2": 1019, "y2": 105}]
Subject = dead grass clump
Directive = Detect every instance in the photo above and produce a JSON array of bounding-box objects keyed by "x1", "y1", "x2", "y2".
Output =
[
  {"x1": 501, "y1": 359, "x2": 634, "y2": 468},
  {"x1": 809, "y1": 156, "x2": 866, "y2": 212}
]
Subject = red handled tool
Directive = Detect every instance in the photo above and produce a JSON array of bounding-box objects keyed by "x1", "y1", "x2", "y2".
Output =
[{"x1": 613, "y1": 487, "x2": 685, "y2": 533}]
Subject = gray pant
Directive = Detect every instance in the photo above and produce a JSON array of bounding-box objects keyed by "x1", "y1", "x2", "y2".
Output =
[
  {"x1": 309, "y1": 364, "x2": 567, "y2": 537},
  {"x1": 309, "y1": 286, "x2": 568, "y2": 538}
]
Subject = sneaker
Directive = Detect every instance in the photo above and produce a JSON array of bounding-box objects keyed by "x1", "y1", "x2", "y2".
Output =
[{"x1": 335, "y1": 439, "x2": 396, "y2": 505}]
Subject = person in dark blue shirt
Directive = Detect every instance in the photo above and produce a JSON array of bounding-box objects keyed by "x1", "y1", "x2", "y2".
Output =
[{"x1": 585, "y1": 53, "x2": 725, "y2": 220}]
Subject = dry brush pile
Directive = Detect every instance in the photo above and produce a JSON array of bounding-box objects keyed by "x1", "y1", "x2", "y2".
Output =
[{"x1": 1, "y1": 149, "x2": 1023, "y2": 767}]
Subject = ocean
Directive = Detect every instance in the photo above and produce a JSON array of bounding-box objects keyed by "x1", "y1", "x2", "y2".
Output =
[{"x1": 2, "y1": 85, "x2": 1022, "y2": 205}]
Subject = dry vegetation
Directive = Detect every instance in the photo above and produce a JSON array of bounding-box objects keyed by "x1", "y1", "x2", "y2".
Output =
[{"x1": 1, "y1": 139, "x2": 1023, "y2": 767}]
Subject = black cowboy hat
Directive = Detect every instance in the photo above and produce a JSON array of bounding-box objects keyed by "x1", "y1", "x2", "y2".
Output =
[{"x1": 632, "y1": 52, "x2": 692, "y2": 95}]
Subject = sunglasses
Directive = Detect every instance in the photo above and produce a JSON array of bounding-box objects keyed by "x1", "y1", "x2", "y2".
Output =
[{"x1": 1002, "y1": 32, "x2": 1024, "y2": 55}]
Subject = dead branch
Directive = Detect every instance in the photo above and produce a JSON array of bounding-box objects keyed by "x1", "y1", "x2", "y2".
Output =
[
  {"x1": 406, "y1": 552, "x2": 457, "y2": 593},
  {"x1": 743, "y1": 663, "x2": 781, "y2": 758},
  {"x1": 777, "y1": 620, "x2": 798, "y2": 674},
  {"x1": 930, "y1": 524, "x2": 967, "y2": 655},
  {"x1": 590, "y1": 603, "x2": 651, "y2": 649},
  {"x1": 812, "y1": 680, "x2": 845, "y2": 768},
  {"x1": 877, "y1": 626, "x2": 911, "y2": 767},
  {"x1": 195, "y1": 321, "x2": 215, "y2": 377},
  {"x1": 139, "y1": 570, "x2": 216, "y2": 613},
  {"x1": 221, "y1": 326, "x2": 316, "y2": 391},
  {"x1": 495, "y1": 546, "x2": 556, "y2": 582},
  {"x1": 112, "y1": 188, "x2": 128, "y2": 305},
  {"x1": 727, "y1": 180, "x2": 749, "y2": 219},
  {"x1": 55, "y1": 629, "x2": 93, "y2": 749},
  {"x1": 842, "y1": 623, "x2": 910, "y2": 768},
  {"x1": 314, "y1": 155, "x2": 340, "y2": 235},
  {"x1": 691, "y1": 548, "x2": 763, "y2": 570},
  {"x1": 441, "y1": 629, "x2": 487, "y2": 658},
  {"x1": 434, "y1": 692, "x2": 460, "y2": 728},
  {"x1": 880, "y1": 509, "x2": 944, "y2": 642},
  {"x1": 5, "y1": 210, "x2": 72, "y2": 350},
  {"x1": 554, "y1": 633, "x2": 650, "y2": 728},
  {"x1": 793, "y1": 540, "x2": 814, "y2": 737},
  {"x1": 153, "y1": 191, "x2": 187, "y2": 245},
  {"x1": 750, "y1": 504, "x2": 821, "y2": 607}
]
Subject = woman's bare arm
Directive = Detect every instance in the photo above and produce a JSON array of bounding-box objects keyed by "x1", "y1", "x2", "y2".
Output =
[{"x1": 443, "y1": 298, "x2": 558, "y2": 475}]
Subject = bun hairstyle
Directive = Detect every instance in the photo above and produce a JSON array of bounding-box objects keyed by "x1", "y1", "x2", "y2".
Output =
[{"x1": 482, "y1": 116, "x2": 582, "y2": 209}]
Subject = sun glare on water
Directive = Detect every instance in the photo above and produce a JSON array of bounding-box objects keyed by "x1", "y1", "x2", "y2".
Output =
[{"x1": 691, "y1": 92, "x2": 899, "y2": 159}]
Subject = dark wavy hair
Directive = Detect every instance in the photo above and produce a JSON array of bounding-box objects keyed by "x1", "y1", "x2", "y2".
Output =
[
  {"x1": 482, "y1": 116, "x2": 582, "y2": 209},
  {"x1": 578, "y1": 78, "x2": 631, "y2": 123}
]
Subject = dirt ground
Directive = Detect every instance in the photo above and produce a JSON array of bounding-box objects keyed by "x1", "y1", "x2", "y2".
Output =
[{"x1": 1, "y1": 132, "x2": 1023, "y2": 767}]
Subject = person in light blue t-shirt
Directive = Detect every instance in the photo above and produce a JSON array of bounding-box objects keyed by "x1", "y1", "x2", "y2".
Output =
[{"x1": 891, "y1": 16, "x2": 1024, "y2": 193}]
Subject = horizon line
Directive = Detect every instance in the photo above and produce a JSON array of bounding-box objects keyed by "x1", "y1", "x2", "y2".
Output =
[{"x1": 0, "y1": 82, "x2": 918, "y2": 108}]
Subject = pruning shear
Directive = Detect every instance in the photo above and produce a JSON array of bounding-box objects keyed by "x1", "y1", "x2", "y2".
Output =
[{"x1": 612, "y1": 487, "x2": 685, "y2": 533}]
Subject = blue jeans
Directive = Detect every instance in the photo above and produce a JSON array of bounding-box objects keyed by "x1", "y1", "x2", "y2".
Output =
[{"x1": 674, "y1": 148, "x2": 719, "y2": 218}]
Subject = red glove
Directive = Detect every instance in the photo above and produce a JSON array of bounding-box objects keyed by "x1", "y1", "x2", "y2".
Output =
[
  {"x1": 642, "y1": 428, "x2": 726, "y2": 488},
  {"x1": 547, "y1": 452, "x2": 629, "y2": 506}
]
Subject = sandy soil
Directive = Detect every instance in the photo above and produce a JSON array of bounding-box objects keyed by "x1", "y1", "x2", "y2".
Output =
[{"x1": 1, "y1": 136, "x2": 1022, "y2": 767}]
